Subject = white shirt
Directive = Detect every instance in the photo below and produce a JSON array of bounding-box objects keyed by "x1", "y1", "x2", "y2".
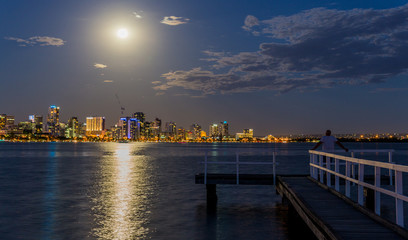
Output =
[{"x1": 320, "y1": 135, "x2": 337, "y2": 151}]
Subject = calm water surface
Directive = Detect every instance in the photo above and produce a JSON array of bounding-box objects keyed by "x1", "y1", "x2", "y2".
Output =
[{"x1": 0, "y1": 142, "x2": 407, "y2": 239}]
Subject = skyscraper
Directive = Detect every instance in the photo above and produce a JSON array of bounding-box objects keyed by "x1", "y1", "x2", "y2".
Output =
[
  {"x1": 151, "y1": 118, "x2": 161, "y2": 137},
  {"x1": 209, "y1": 121, "x2": 229, "y2": 139},
  {"x1": 29, "y1": 115, "x2": 43, "y2": 134},
  {"x1": 86, "y1": 117, "x2": 105, "y2": 136},
  {"x1": 0, "y1": 114, "x2": 6, "y2": 130},
  {"x1": 133, "y1": 112, "x2": 146, "y2": 138},
  {"x1": 209, "y1": 123, "x2": 220, "y2": 139},
  {"x1": 221, "y1": 121, "x2": 229, "y2": 138},
  {"x1": 165, "y1": 122, "x2": 177, "y2": 138},
  {"x1": 47, "y1": 105, "x2": 60, "y2": 137},
  {"x1": 120, "y1": 117, "x2": 139, "y2": 140},
  {"x1": 191, "y1": 123, "x2": 202, "y2": 140},
  {"x1": 66, "y1": 117, "x2": 80, "y2": 138},
  {"x1": 133, "y1": 112, "x2": 145, "y2": 122},
  {"x1": 5, "y1": 115, "x2": 15, "y2": 129}
]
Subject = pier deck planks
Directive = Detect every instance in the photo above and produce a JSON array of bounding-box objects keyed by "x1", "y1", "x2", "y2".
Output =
[{"x1": 276, "y1": 176, "x2": 407, "y2": 240}]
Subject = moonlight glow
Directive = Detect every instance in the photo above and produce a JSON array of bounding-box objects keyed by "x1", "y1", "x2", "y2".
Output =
[{"x1": 117, "y1": 28, "x2": 129, "y2": 39}]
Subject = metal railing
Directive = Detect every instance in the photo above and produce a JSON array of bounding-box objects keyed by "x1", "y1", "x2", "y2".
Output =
[
  {"x1": 309, "y1": 149, "x2": 407, "y2": 227},
  {"x1": 202, "y1": 150, "x2": 277, "y2": 185},
  {"x1": 312, "y1": 149, "x2": 395, "y2": 185}
]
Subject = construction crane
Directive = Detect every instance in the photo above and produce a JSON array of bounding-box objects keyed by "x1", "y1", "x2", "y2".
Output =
[{"x1": 115, "y1": 94, "x2": 125, "y2": 116}]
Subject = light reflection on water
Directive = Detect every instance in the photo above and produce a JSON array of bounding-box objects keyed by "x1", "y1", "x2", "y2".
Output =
[{"x1": 90, "y1": 143, "x2": 153, "y2": 240}]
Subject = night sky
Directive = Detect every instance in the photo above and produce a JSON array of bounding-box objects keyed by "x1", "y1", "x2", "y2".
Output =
[{"x1": 2, "y1": 0, "x2": 408, "y2": 135}]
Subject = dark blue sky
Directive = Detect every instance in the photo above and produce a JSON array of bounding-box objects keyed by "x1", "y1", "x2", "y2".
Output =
[{"x1": 1, "y1": 0, "x2": 408, "y2": 135}]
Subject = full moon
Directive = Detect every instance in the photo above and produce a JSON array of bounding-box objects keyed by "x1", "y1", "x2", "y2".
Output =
[{"x1": 117, "y1": 28, "x2": 129, "y2": 39}]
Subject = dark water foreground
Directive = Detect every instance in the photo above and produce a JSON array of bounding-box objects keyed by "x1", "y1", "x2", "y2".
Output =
[{"x1": 0, "y1": 142, "x2": 406, "y2": 239}]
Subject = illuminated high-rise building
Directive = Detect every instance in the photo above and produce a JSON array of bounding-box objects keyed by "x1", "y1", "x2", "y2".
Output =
[
  {"x1": 209, "y1": 123, "x2": 220, "y2": 138},
  {"x1": 209, "y1": 121, "x2": 229, "y2": 139},
  {"x1": 0, "y1": 114, "x2": 6, "y2": 130},
  {"x1": 177, "y1": 127, "x2": 186, "y2": 140},
  {"x1": 243, "y1": 129, "x2": 254, "y2": 138},
  {"x1": 133, "y1": 112, "x2": 146, "y2": 138},
  {"x1": 86, "y1": 117, "x2": 105, "y2": 136},
  {"x1": 120, "y1": 117, "x2": 140, "y2": 139},
  {"x1": 133, "y1": 112, "x2": 145, "y2": 122},
  {"x1": 221, "y1": 121, "x2": 229, "y2": 138},
  {"x1": 47, "y1": 105, "x2": 60, "y2": 137},
  {"x1": 151, "y1": 118, "x2": 161, "y2": 137},
  {"x1": 165, "y1": 122, "x2": 177, "y2": 138},
  {"x1": 66, "y1": 117, "x2": 80, "y2": 138},
  {"x1": 29, "y1": 115, "x2": 43, "y2": 134},
  {"x1": 191, "y1": 123, "x2": 202, "y2": 139},
  {"x1": 236, "y1": 129, "x2": 254, "y2": 140},
  {"x1": 5, "y1": 115, "x2": 15, "y2": 128}
]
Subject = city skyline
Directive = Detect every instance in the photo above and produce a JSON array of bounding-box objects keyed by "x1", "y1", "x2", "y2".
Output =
[
  {"x1": 2, "y1": 104, "x2": 408, "y2": 138},
  {"x1": 2, "y1": 1, "x2": 408, "y2": 135}
]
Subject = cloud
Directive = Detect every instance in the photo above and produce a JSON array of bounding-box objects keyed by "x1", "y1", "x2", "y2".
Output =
[
  {"x1": 156, "y1": 5, "x2": 408, "y2": 95},
  {"x1": 94, "y1": 63, "x2": 107, "y2": 69},
  {"x1": 133, "y1": 10, "x2": 143, "y2": 19},
  {"x1": 242, "y1": 15, "x2": 260, "y2": 35},
  {"x1": 5, "y1": 36, "x2": 65, "y2": 46},
  {"x1": 160, "y1": 16, "x2": 189, "y2": 26}
]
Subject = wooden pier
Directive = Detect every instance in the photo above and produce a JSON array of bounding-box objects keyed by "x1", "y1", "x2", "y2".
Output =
[
  {"x1": 195, "y1": 149, "x2": 408, "y2": 239},
  {"x1": 276, "y1": 176, "x2": 408, "y2": 239}
]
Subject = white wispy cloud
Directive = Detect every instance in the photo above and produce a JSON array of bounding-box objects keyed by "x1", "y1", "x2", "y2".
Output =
[
  {"x1": 5, "y1": 36, "x2": 65, "y2": 47},
  {"x1": 94, "y1": 63, "x2": 107, "y2": 69},
  {"x1": 133, "y1": 10, "x2": 143, "y2": 19},
  {"x1": 155, "y1": 4, "x2": 408, "y2": 95},
  {"x1": 160, "y1": 16, "x2": 189, "y2": 26}
]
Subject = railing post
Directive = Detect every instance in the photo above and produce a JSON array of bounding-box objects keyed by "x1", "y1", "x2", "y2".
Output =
[
  {"x1": 351, "y1": 152, "x2": 355, "y2": 186},
  {"x1": 236, "y1": 152, "x2": 239, "y2": 185},
  {"x1": 312, "y1": 154, "x2": 318, "y2": 180},
  {"x1": 204, "y1": 151, "x2": 208, "y2": 184},
  {"x1": 374, "y1": 166, "x2": 381, "y2": 215},
  {"x1": 389, "y1": 151, "x2": 393, "y2": 186},
  {"x1": 319, "y1": 155, "x2": 323, "y2": 183},
  {"x1": 335, "y1": 158, "x2": 340, "y2": 191},
  {"x1": 326, "y1": 157, "x2": 331, "y2": 187},
  {"x1": 358, "y1": 163, "x2": 364, "y2": 206},
  {"x1": 345, "y1": 160, "x2": 351, "y2": 197},
  {"x1": 310, "y1": 153, "x2": 313, "y2": 177},
  {"x1": 395, "y1": 170, "x2": 404, "y2": 226}
]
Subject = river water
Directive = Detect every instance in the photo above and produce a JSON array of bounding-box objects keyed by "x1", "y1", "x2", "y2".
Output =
[{"x1": 0, "y1": 142, "x2": 407, "y2": 239}]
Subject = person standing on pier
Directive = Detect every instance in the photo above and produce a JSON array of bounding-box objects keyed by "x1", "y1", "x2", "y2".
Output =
[{"x1": 311, "y1": 130, "x2": 348, "y2": 152}]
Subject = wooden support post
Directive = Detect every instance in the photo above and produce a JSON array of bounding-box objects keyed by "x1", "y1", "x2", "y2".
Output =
[
  {"x1": 312, "y1": 154, "x2": 318, "y2": 180},
  {"x1": 319, "y1": 155, "x2": 323, "y2": 183},
  {"x1": 326, "y1": 157, "x2": 331, "y2": 187},
  {"x1": 389, "y1": 152, "x2": 393, "y2": 186},
  {"x1": 374, "y1": 166, "x2": 381, "y2": 215},
  {"x1": 358, "y1": 164, "x2": 364, "y2": 206},
  {"x1": 351, "y1": 152, "x2": 355, "y2": 186},
  {"x1": 335, "y1": 158, "x2": 339, "y2": 192},
  {"x1": 345, "y1": 161, "x2": 351, "y2": 198},
  {"x1": 395, "y1": 171, "x2": 404, "y2": 227},
  {"x1": 206, "y1": 184, "x2": 217, "y2": 209}
]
